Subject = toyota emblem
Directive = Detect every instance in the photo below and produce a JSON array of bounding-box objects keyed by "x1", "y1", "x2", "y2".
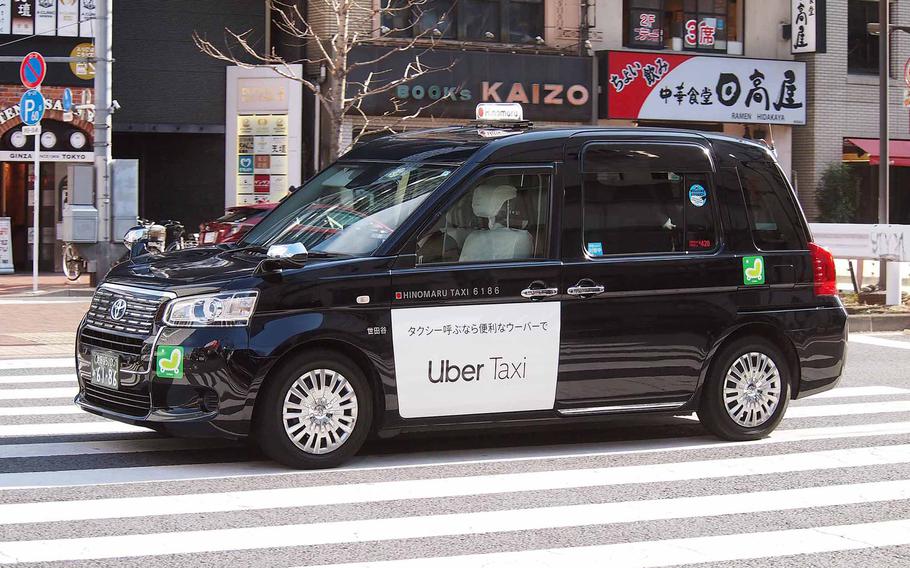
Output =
[{"x1": 109, "y1": 298, "x2": 128, "y2": 321}]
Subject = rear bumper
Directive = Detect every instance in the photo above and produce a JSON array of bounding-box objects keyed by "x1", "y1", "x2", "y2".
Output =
[{"x1": 787, "y1": 305, "x2": 849, "y2": 399}]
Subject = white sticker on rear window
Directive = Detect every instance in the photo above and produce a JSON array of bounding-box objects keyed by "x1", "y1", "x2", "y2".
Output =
[{"x1": 391, "y1": 302, "x2": 561, "y2": 418}]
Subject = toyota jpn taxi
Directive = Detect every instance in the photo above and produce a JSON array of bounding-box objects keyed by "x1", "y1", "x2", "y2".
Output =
[{"x1": 75, "y1": 104, "x2": 847, "y2": 469}]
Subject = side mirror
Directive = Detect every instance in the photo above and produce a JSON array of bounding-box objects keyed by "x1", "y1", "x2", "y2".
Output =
[
  {"x1": 123, "y1": 227, "x2": 148, "y2": 250},
  {"x1": 256, "y1": 242, "x2": 308, "y2": 275}
]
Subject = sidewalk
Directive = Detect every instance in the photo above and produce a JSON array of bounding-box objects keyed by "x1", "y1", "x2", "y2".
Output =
[{"x1": 0, "y1": 273, "x2": 92, "y2": 359}]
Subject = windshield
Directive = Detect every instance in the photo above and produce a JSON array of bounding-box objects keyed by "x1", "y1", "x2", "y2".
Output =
[{"x1": 240, "y1": 162, "x2": 455, "y2": 255}]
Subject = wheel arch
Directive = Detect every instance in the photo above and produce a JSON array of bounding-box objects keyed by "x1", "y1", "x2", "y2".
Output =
[
  {"x1": 698, "y1": 323, "x2": 802, "y2": 404},
  {"x1": 249, "y1": 338, "x2": 386, "y2": 434}
]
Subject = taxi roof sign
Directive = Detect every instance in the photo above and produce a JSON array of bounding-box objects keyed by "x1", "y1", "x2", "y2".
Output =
[{"x1": 475, "y1": 103, "x2": 523, "y2": 122}]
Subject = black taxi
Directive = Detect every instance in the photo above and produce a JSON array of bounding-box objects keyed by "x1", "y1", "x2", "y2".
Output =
[{"x1": 75, "y1": 104, "x2": 848, "y2": 469}]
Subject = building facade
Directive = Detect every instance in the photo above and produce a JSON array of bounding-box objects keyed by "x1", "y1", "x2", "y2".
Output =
[{"x1": 792, "y1": 0, "x2": 910, "y2": 223}]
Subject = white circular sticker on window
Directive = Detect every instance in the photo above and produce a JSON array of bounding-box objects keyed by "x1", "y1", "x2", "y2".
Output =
[{"x1": 689, "y1": 184, "x2": 707, "y2": 207}]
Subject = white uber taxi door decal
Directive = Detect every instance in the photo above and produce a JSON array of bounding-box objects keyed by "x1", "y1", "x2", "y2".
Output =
[{"x1": 391, "y1": 302, "x2": 561, "y2": 418}]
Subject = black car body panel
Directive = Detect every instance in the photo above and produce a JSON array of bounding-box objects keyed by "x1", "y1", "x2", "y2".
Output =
[{"x1": 75, "y1": 125, "x2": 848, "y2": 442}]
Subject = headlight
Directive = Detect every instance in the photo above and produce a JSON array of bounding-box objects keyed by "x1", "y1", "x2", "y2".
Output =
[{"x1": 163, "y1": 291, "x2": 259, "y2": 327}]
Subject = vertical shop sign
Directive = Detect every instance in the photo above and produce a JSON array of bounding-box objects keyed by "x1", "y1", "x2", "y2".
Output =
[
  {"x1": 629, "y1": 8, "x2": 663, "y2": 49},
  {"x1": 57, "y1": 0, "x2": 78, "y2": 36},
  {"x1": 11, "y1": 0, "x2": 34, "y2": 34},
  {"x1": 0, "y1": 1, "x2": 11, "y2": 34},
  {"x1": 34, "y1": 0, "x2": 55, "y2": 35},
  {"x1": 0, "y1": 218, "x2": 13, "y2": 274},
  {"x1": 791, "y1": 0, "x2": 826, "y2": 53},
  {"x1": 77, "y1": 0, "x2": 94, "y2": 37}
]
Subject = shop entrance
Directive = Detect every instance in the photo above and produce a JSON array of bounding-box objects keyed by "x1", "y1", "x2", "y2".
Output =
[{"x1": 0, "y1": 161, "x2": 68, "y2": 272}]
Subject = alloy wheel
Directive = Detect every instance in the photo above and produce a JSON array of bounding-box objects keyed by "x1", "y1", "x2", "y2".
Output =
[
  {"x1": 722, "y1": 352, "x2": 783, "y2": 428},
  {"x1": 281, "y1": 368, "x2": 359, "y2": 454}
]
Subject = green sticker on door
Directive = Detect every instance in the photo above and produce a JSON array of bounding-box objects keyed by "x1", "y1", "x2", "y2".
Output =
[
  {"x1": 742, "y1": 255, "x2": 765, "y2": 286},
  {"x1": 156, "y1": 346, "x2": 184, "y2": 379}
]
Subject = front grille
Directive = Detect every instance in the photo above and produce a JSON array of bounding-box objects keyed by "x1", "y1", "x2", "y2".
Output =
[
  {"x1": 83, "y1": 382, "x2": 151, "y2": 416},
  {"x1": 80, "y1": 327, "x2": 145, "y2": 356},
  {"x1": 85, "y1": 287, "x2": 164, "y2": 336}
]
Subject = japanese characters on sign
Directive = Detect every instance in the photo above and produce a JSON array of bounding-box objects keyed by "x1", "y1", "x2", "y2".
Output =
[
  {"x1": 0, "y1": 0, "x2": 96, "y2": 38},
  {"x1": 629, "y1": 8, "x2": 663, "y2": 49},
  {"x1": 604, "y1": 51, "x2": 807, "y2": 126},
  {"x1": 684, "y1": 16, "x2": 719, "y2": 49},
  {"x1": 791, "y1": 0, "x2": 826, "y2": 54},
  {"x1": 391, "y1": 302, "x2": 561, "y2": 418}
]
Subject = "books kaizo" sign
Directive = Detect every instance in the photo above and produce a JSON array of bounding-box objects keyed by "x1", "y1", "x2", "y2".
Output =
[{"x1": 604, "y1": 51, "x2": 807, "y2": 126}]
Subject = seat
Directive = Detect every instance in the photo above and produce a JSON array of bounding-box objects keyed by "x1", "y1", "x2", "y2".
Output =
[{"x1": 460, "y1": 184, "x2": 533, "y2": 262}]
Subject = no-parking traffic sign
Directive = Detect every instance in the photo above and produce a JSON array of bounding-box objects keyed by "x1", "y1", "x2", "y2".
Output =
[{"x1": 20, "y1": 52, "x2": 46, "y2": 89}]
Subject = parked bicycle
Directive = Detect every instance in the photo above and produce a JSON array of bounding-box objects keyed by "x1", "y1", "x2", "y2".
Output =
[
  {"x1": 62, "y1": 242, "x2": 87, "y2": 281},
  {"x1": 122, "y1": 217, "x2": 196, "y2": 260}
]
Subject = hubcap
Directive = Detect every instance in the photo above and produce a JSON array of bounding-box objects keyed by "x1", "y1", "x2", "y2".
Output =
[
  {"x1": 723, "y1": 352, "x2": 782, "y2": 428},
  {"x1": 282, "y1": 369, "x2": 359, "y2": 454}
]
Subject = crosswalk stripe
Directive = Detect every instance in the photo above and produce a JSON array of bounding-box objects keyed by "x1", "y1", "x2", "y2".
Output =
[
  {"x1": 0, "y1": 478, "x2": 908, "y2": 563},
  {"x1": 0, "y1": 359, "x2": 73, "y2": 370},
  {"x1": 849, "y1": 334, "x2": 910, "y2": 350},
  {"x1": 0, "y1": 421, "x2": 149, "y2": 439},
  {"x1": 0, "y1": 387, "x2": 76, "y2": 400},
  {"x1": 811, "y1": 385, "x2": 910, "y2": 399},
  {"x1": 0, "y1": 374, "x2": 76, "y2": 385},
  {"x1": 0, "y1": 405, "x2": 80, "y2": 417},
  {"x1": 308, "y1": 518, "x2": 910, "y2": 568},
  {"x1": 0, "y1": 437, "x2": 235, "y2": 459},
  {"x1": 787, "y1": 400, "x2": 910, "y2": 418}
]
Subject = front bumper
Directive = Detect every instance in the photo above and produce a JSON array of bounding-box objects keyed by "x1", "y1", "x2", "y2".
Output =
[{"x1": 75, "y1": 324, "x2": 259, "y2": 438}]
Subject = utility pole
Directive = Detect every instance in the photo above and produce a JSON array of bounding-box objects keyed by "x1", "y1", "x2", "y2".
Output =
[
  {"x1": 879, "y1": 0, "x2": 889, "y2": 226},
  {"x1": 94, "y1": 0, "x2": 112, "y2": 245}
]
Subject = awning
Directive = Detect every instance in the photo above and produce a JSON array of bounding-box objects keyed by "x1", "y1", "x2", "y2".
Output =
[{"x1": 845, "y1": 138, "x2": 910, "y2": 166}]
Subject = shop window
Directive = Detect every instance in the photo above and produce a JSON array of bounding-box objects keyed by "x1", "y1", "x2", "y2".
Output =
[
  {"x1": 848, "y1": 0, "x2": 892, "y2": 75},
  {"x1": 416, "y1": 172, "x2": 551, "y2": 264},
  {"x1": 581, "y1": 144, "x2": 717, "y2": 256},
  {"x1": 738, "y1": 161, "x2": 805, "y2": 251},
  {"x1": 623, "y1": 0, "x2": 741, "y2": 54},
  {"x1": 381, "y1": 0, "x2": 543, "y2": 44}
]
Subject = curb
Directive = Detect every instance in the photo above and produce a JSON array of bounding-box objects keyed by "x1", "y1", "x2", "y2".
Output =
[
  {"x1": 0, "y1": 288, "x2": 95, "y2": 299},
  {"x1": 848, "y1": 313, "x2": 910, "y2": 333}
]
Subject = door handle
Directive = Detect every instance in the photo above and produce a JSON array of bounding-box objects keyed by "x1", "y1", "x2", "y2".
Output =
[
  {"x1": 521, "y1": 287, "x2": 559, "y2": 299},
  {"x1": 567, "y1": 283, "x2": 605, "y2": 297}
]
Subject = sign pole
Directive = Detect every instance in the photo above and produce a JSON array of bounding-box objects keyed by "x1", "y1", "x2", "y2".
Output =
[{"x1": 32, "y1": 97, "x2": 39, "y2": 293}]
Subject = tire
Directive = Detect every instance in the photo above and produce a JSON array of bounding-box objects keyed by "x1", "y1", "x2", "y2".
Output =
[
  {"x1": 255, "y1": 351, "x2": 373, "y2": 469},
  {"x1": 697, "y1": 336, "x2": 791, "y2": 441},
  {"x1": 62, "y1": 244, "x2": 83, "y2": 281}
]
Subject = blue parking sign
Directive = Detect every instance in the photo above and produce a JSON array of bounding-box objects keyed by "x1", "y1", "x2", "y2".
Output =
[{"x1": 19, "y1": 89, "x2": 45, "y2": 126}]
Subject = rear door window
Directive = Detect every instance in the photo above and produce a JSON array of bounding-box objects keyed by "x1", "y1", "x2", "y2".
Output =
[
  {"x1": 580, "y1": 143, "x2": 718, "y2": 256},
  {"x1": 738, "y1": 161, "x2": 806, "y2": 251}
]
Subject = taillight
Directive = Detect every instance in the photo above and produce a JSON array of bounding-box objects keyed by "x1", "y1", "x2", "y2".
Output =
[{"x1": 809, "y1": 242, "x2": 837, "y2": 297}]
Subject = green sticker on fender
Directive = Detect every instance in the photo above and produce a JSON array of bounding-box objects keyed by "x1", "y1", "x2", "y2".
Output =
[
  {"x1": 156, "y1": 346, "x2": 184, "y2": 379},
  {"x1": 742, "y1": 255, "x2": 765, "y2": 286}
]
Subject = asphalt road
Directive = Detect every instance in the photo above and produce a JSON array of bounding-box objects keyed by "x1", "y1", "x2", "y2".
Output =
[{"x1": 0, "y1": 333, "x2": 908, "y2": 567}]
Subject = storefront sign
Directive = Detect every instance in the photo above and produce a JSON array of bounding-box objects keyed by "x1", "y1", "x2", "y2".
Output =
[
  {"x1": 225, "y1": 66, "x2": 302, "y2": 208},
  {"x1": 0, "y1": 217, "x2": 13, "y2": 274},
  {"x1": 628, "y1": 8, "x2": 663, "y2": 49},
  {"x1": 791, "y1": 0, "x2": 826, "y2": 54},
  {"x1": 0, "y1": 150, "x2": 93, "y2": 161},
  {"x1": 0, "y1": 0, "x2": 93, "y2": 37},
  {"x1": 348, "y1": 47, "x2": 593, "y2": 122},
  {"x1": 602, "y1": 51, "x2": 806, "y2": 125}
]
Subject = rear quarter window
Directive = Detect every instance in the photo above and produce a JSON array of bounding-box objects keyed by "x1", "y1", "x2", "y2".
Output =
[{"x1": 737, "y1": 161, "x2": 806, "y2": 251}]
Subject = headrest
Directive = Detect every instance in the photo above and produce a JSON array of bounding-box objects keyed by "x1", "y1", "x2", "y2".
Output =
[
  {"x1": 446, "y1": 196, "x2": 475, "y2": 227},
  {"x1": 472, "y1": 184, "x2": 517, "y2": 220}
]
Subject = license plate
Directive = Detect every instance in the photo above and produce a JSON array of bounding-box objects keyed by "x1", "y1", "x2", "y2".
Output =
[
  {"x1": 90, "y1": 351, "x2": 119, "y2": 389},
  {"x1": 203, "y1": 232, "x2": 217, "y2": 243}
]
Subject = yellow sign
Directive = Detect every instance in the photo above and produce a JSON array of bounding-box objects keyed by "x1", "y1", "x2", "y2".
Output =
[{"x1": 69, "y1": 43, "x2": 95, "y2": 81}]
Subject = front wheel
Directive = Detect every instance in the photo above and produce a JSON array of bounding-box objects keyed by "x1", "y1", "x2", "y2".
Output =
[
  {"x1": 255, "y1": 352, "x2": 373, "y2": 469},
  {"x1": 697, "y1": 337, "x2": 791, "y2": 441}
]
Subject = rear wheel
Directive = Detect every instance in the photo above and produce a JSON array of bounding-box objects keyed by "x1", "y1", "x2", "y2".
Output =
[
  {"x1": 62, "y1": 243, "x2": 83, "y2": 281},
  {"x1": 255, "y1": 352, "x2": 373, "y2": 469},
  {"x1": 697, "y1": 337, "x2": 791, "y2": 441}
]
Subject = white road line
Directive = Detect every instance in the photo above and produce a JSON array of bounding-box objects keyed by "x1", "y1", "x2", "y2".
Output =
[
  {"x1": 0, "y1": 442, "x2": 907, "y2": 519},
  {"x1": 0, "y1": 298, "x2": 89, "y2": 305},
  {"x1": 849, "y1": 334, "x2": 910, "y2": 350},
  {"x1": 0, "y1": 359, "x2": 73, "y2": 370},
  {"x1": 0, "y1": 405, "x2": 80, "y2": 417},
  {"x1": 787, "y1": 400, "x2": 910, "y2": 418},
  {"x1": 1, "y1": 479, "x2": 909, "y2": 563},
  {"x1": 0, "y1": 388, "x2": 76, "y2": 400},
  {"x1": 0, "y1": 421, "x2": 149, "y2": 439},
  {"x1": 0, "y1": 437, "x2": 237, "y2": 459},
  {"x1": 310, "y1": 518, "x2": 910, "y2": 568},
  {"x1": 812, "y1": 385, "x2": 910, "y2": 399},
  {"x1": 0, "y1": 374, "x2": 76, "y2": 385}
]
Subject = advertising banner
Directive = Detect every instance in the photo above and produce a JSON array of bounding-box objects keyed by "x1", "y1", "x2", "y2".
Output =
[
  {"x1": 34, "y1": 0, "x2": 55, "y2": 36},
  {"x1": 11, "y1": 0, "x2": 34, "y2": 35},
  {"x1": 603, "y1": 51, "x2": 806, "y2": 125},
  {"x1": 791, "y1": 0, "x2": 826, "y2": 54},
  {"x1": 0, "y1": 1, "x2": 10, "y2": 34},
  {"x1": 0, "y1": 217, "x2": 13, "y2": 274},
  {"x1": 391, "y1": 302, "x2": 561, "y2": 418}
]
